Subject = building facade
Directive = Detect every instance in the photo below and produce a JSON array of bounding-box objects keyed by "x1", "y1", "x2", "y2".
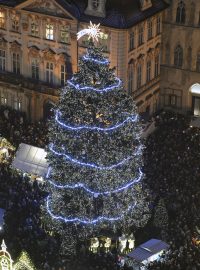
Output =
[
  {"x1": 161, "y1": 0, "x2": 200, "y2": 116},
  {"x1": 0, "y1": 0, "x2": 167, "y2": 121}
]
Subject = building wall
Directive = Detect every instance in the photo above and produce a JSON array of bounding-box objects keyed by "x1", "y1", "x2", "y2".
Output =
[
  {"x1": 161, "y1": 0, "x2": 200, "y2": 114},
  {"x1": 0, "y1": 0, "x2": 164, "y2": 121}
]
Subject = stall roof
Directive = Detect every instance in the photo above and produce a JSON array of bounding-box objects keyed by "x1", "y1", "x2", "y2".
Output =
[
  {"x1": 12, "y1": 143, "x2": 49, "y2": 177},
  {"x1": 127, "y1": 239, "x2": 169, "y2": 263}
]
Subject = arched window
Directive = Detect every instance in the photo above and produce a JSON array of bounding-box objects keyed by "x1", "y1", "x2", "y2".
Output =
[
  {"x1": 176, "y1": 1, "x2": 186, "y2": 24},
  {"x1": 137, "y1": 63, "x2": 142, "y2": 88},
  {"x1": 174, "y1": 45, "x2": 183, "y2": 68},
  {"x1": 128, "y1": 60, "x2": 134, "y2": 94}
]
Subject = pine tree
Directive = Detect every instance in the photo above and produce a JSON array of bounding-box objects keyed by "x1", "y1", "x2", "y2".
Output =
[
  {"x1": 45, "y1": 39, "x2": 151, "y2": 254},
  {"x1": 14, "y1": 251, "x2": 36, "y2": 270}
]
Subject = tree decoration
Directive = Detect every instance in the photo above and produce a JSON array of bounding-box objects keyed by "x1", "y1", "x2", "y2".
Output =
[{"x1": 45, "y1": 23, "x2": 151, "y2": 255}]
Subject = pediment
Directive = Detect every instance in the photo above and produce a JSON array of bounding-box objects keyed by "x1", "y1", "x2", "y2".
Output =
[{"x1": 15, "y1": 0, "x2": 75, "y2": 20}]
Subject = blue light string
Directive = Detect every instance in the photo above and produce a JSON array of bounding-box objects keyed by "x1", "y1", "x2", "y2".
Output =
[
  {"x1": 47, "y1": 168, "x2": 143, "y2": 195},
  {"x1": 83, "y1": 55, "x2": 109, "y2": 65},
  {"x1": 67, "y1": 77, "x2": 122, "y2": 93},
  {"x1": 55, "y1": 110, "x2": 138, "y2": 132},
  {"x1": 49, "y1": 144, "x2": 143, "y2": 170},
  {"x1": 46, "y1": 196, "x2": 137, "y2": 224}
]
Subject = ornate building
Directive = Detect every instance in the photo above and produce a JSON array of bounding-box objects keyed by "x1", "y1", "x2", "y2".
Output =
[
  {"x1": 0, "y1": 0, "x2": 167, "y2": 121},
  {"x1": 161, "y1": 0, "x2": 200, "y2": 116}
]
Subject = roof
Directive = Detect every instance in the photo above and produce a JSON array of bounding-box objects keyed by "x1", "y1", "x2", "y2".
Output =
[
  {"x1": 0, "y1": 0, "x2": 169, "y2": 29},
  {"x1": 12, "y1": 143, "x2": 49, "y2": 177},
  {"x1": 127, "y1": 239, "x2": 169, "y2": 263}
]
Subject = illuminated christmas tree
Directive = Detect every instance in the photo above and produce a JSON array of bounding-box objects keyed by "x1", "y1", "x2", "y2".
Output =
[
  {"x1": 45, "y1": 22, "x2": 151, "y2": 255},
  {"x1": 14, "y1": 251, "x2": 36, "y2": 270}
]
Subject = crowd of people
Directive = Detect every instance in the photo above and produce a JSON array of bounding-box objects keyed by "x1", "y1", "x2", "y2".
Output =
[
  {"x1": 0, "y1": 106, "x2": 48, "y2": 148},
  {"x1": 144, "y1": 111, "x2": 200, "y2": 270},
  {"x1": 1, "y1": 106, "x2": 200, "y2": 269}
]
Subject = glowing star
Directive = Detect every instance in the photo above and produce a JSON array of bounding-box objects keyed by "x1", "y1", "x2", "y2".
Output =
[{"x1": 77, "y1": 21, "x2": 104, "y2": 42}]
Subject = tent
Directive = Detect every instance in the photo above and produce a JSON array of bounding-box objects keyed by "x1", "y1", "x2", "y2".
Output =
[
  {"x1": 126, "y1": 239, "x2": 169, "y2": 267},
  {"x1": 12, "y1": 143, "x2": 49, "y2": 177}
]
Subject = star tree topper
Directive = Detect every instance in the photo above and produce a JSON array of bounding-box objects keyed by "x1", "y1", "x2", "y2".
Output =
[{"x1": 77, "y1": 21, "x2": 107, "y2": 42}]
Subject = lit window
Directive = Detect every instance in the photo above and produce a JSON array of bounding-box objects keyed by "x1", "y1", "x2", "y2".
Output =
[
  {"x1": 146, "y1": 60, "x2": 151, "y2": 82},
  {"x1": 138, "y1": 25, "x2": 144, "y2": 46},
  {"x1": 11, "y1": 15, "x2": 20, "y2": 32},
  {"x1": 13, "y1": 53, "x2": 20, "y2": 74},
  {"x1": 46, "y1": 62, "x2": 54, "y2": 84},
  {"x1": 155, "y1": 54, "x2": 160, "y2": 77},
  {"x1": 0, "y1": 49, "x2": 5, "y2": 71},
  {"x1": 60, "y1": 25, "x2": 70, "y2": 43},
  {"x1": 1, "y1": 94, "x2": 7, "y2": 105},
  {"x1": 31, "y1": 22, "x2": 39, "y2": 37},
  {"x1": 174, "y1": 45, "x2": 183, "y2": 68},
  {"x1": 31, "y1": 59, "x2": 39, "y2": 80},
  {"x1": 46, "y1": 23, "x2": 54, "y2": 40},
  {"x1": 128, "y1": 61, "x2": 134, "y2": 94},
  {"x1": 137, "y1": 64, "x2": 142, "y2": 88},
  {"x1": 129, "y1": 32, "x2": 134, "y2": 51},
  {"x1": 176, "y1": 1, "x2": 185, "y2": 24},
  {"x1": 147, "y1": 19, "x2": 153, "y2": 39},
  {"x1": 0, "y1": 11, "x2": 5, "y2": 29},
  {"x1": 60, "y1": 64, "x2": 67, "y2": 86},
  {"x1": 14, "y1": 98, "x2": 22, "y2": 111},
  {"x1": 156, "y1": 16, "x2": 161, "y2": 35}
]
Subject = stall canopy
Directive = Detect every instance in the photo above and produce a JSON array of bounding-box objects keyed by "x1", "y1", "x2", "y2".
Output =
[
  {"x1": 127, "y1": 239, "x2": 169, "y2": 264},
  {"x1": 12, "y1": 143, "x2": 49, "y2": 177},
  {"x1": 0, "y1": 208, "x2": 5, "y2": 229}
]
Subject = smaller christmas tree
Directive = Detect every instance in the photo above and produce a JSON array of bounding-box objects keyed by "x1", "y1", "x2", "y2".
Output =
[{"x1": 14, "y1": 251, "x2": 36, "y2": 270}]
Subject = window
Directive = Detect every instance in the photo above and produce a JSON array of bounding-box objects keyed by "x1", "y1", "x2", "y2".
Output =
[
  {"x1": 147, "y1": 19, "x2": 153, "y2": 40},
  {"x1": 169, "y1": 95, "x2": 177, "y2": 106},
  {"x1": 137, "y1": 64, "x2": 142, "y2": 88},
  {"x1": 155, "y1": 54, "x2": 160, "y2": 77},
  {"x1": 46, "y1": 62, "x2": 54, "y2": 84},
  {"x1": 0, "y1": 49, "x2": 5, "y2": 71},
  {"x1": 60, "y1": 25, "x2": 70, "y2": 43},
  {"x1": 146, "y1": 60, "x2": 151, "y2": 82},
  {"x1": 11, "y1": 15, "x2": 20, "y2": 32},
  {"x1": 1, "y1": 93, "x2": 7, "y2": 105},
  {"x1": 196, "y1": 54, "x2": 200, "y2": 72},
  {"x1": 174, "y1": 45, "x2": 183, "y2": 68},
  {"x1": 129, "y1": 32, "x2": 135, "y2": 51},
  {"x1": 92, "y1": 0, "x2": 99, "y2": 9},
  {"x1": 156, "y1": 16, "x2": 161, "y2": 35},
  {"x1": 46, "y1": 23, "x2": 54, "y2": 40},
  {"x1": 138, "y1": 25, "x2": 144, "y2": 46},
  {"x1": 128, "y1": 61, "x2": 134, "y2": 94},
  {"x1": 31, "y1": 59, "x2": 39, "y2": 80},
  {"x1": 61, "y1": 64, "x2": 67, "y2": 86},
  {"x1": 176, "y1": 1, "x2": 185, "y2": 24},
  {"x1": 0, "y1": 11, "x2": 5, "y2": 29},
  {"x1": 31, "y1": 22, "x2": 39, "y2": 37},
  {"x1": 198, "y1": 12, "x2": 200, "y2": 26},
  {"x1": 14, "y1": 98, "x2": 22, "y2": 111},
  {"x1": 13, "y1": 53, "x2": 20, "y2": 74}
]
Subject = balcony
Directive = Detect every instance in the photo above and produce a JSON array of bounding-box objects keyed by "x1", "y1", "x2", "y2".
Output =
[
  {"x1": 132, "y1": 75, "x2": 160, "y2": 99},
  {"x1": 0, "y1": 71, "x2": 59, "y2": 96}
]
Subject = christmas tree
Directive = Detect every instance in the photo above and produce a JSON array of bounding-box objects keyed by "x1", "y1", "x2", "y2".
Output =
[{"x1": 45, "y1": 23, "x2": 150, "y2": 254}]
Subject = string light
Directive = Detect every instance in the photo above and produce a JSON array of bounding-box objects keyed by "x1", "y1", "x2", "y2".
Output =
[
  {"x1": 46, "y1": 196, "x2": 137, "y2": 224},
  {"x1": 47, "y1": 168, "x2": 143, "y2": 195},
  {"x1": 82, "y1": 55, "x2": 109, "y2": 65},
  {"x1": 49, "y1": 144, "x2": 143, "y2": 170},
  {"x1": 55, "y1": 110, "x2": 138, "y2": 131},
  {"x1": 67, "y1": 77, "x2": 122, "y2": 93}
]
